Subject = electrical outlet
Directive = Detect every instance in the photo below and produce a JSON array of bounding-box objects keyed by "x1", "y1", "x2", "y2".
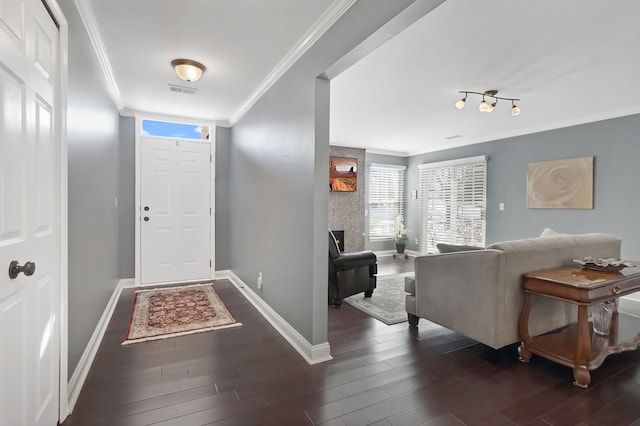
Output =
[{"x1": 257, "y1": 272, "x2": 263, "y2": 289}]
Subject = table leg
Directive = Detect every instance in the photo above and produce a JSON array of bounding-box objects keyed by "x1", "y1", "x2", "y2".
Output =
[
  {"x1": 573, "y1": 305, "x2": 592, "y2": 389},
  {"x1": 518, "y1": 292, "x2": 533, "y2": 362}
]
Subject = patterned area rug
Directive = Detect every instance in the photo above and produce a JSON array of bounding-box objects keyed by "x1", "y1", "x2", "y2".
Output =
[
  {"x1": 344, "y1": 272, "x2": 413, "y2": 325},
  {"x1": 123, "y1": 283, "x2": 241, "y2": 345}
]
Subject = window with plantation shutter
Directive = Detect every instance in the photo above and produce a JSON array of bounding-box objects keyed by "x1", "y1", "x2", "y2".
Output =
[
  {"x1": 418, "y1": 156, "x2": 487, "y2": 254},
  {"x1": 368, "y1": 163, "x2": 406, "y2": 241}
]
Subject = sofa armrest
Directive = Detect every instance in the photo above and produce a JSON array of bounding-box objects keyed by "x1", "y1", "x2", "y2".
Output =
[
  {"x1": 411, "y1": 250, "x2": 504, "y2": 346},
  {"x1": 332, "y1": 251, "x2": 376, "y2": 271}
]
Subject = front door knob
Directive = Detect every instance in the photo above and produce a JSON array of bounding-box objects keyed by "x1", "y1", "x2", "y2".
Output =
[{"x1": 8, "y1": 260, "x2": 36, "y2": 279}]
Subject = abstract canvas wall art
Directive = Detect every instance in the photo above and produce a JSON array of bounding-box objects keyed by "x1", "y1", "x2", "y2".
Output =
[{"x1": 527, "y1": 156, "x2": 594, "y2": 209}]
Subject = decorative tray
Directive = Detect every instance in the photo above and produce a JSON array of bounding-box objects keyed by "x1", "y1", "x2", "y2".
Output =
[{"x1": 573, "y1": 257, "x2": 636, "y2": 273}]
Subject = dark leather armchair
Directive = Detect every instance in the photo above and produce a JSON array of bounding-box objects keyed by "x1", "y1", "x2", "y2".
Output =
[{"x1": 328, "y1": 230, "x2": 377, "y2": 306}]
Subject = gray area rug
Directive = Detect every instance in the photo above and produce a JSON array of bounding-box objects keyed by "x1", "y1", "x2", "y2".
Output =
[{"x1": 344, "y1": 272, "x2": 413, "y2": 325}]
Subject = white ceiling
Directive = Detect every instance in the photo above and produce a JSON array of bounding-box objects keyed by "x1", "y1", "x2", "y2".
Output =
[
  {"x1": 330, "y1": 0, "x2": 640, "y2": 156},
  {"x1": 86, "y1": 0, "x2": 339, "y2": 124},
  {"x1": 86, "y1": 0, "x2": 640, "y2": 155}
]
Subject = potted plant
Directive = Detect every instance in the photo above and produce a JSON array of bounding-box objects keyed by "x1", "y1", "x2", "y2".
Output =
[{"x1": 394, "y1": 215, "x2": 409, "y2": 254}]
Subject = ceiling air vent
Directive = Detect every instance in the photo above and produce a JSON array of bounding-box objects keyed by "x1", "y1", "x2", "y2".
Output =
[{"x1": 168, "y1": 84, "x2": 198, "y2": 95}]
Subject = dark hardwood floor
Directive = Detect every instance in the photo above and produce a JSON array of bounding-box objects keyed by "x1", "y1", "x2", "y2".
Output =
[
  {"x1": 377, "y1": 253, "x2": 414, "y2": 276},
  {"x1": 62, "y1": 255, "x2": 640, "y2": 425}
]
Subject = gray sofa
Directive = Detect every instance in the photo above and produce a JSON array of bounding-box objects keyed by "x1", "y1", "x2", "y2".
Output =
[{"x1": 405, "y1": 233, "x2": 621, "y2": 349}]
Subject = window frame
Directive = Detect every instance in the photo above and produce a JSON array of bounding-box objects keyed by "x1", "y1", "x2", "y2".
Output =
[
  {"x1": 418, "y1": 156, "x2": 487, "y2": 254},
  {"x1": 368, "y1": 163, "x2": 407, "y2": 242}
]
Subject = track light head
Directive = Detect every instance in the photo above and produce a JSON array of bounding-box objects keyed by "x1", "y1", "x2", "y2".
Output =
[
  {"x1": 511, "y1": 101, "x2": 521, "y2": 116},
  {"x1": 479, "y1": 96, "x2": 489, "y2": 112}
]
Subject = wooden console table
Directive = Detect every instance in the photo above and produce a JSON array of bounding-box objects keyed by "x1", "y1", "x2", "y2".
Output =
[{"x1": 518, "y1": 265, "x2": 640, "y2": 388}]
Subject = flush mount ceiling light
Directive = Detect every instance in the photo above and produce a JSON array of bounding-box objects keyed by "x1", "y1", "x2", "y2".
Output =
[
  {"x1": 455, "y1": 90, "x2": 521, "y2": 116},
  {"x1": 171, "y1": 59, "x2": 206, "y2": 82}
]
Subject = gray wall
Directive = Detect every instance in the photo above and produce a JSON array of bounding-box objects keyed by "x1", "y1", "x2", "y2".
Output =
[
  {"x1": 329, "y1": 146, "x2": 365, "y2": 252},
  {"x1": 215, "y1": 126, "x2": 232, "y2": 270},
  {"x1": 118, "y1": 116, "x2": 135, "y2": 278},
  {"x1": 406, "y1": 114, "x2": 640, "y2": 259},
  {"x1": 364, "y1": 152, "x2": 409, "y2": 252},
  {"x1": 227, "y1": 0, "x2": 441, "y2": 345},
  {"x1": 61, "y1": 0, "x2": 121, "y2": 377}
]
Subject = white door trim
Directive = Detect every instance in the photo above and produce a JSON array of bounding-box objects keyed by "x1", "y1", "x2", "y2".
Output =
[
  {"x1": 134, "y1": 112, "x2": 216, "y2": 287},
  {"x1": 32, "y1": 0, "x2": 70, "y2": 422},
  {"x1": 209, "y1": 127, "x2": 216, "y2": 277}
]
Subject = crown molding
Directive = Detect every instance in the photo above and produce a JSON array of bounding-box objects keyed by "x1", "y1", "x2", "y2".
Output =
[
  {"x1": 365, "y1": 148, "x2": 410, "y2": 157},
  {"x1": 228, "y1": 0, "x2": 357, "y2": 126},
  {"x1": 408, "y1": 108, "x2": 640, "y2": 157},
  {"x1": 74, "y1": 0, "x2": 124, "y2": 111}
]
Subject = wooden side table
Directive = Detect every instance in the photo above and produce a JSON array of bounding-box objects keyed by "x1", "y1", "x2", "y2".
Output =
[{"x1": 518, "y1": 265, "x2": 640, "y2": 388}]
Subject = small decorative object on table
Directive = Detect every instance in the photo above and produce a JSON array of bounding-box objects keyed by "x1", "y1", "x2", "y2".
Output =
[
  {"x1": 394, "y1": 215, "x2": 409, "y2": 256},
  {"x1": 592, "y1": 301, "x2": 614, "y2": 335},
  {"x1": 573, "y1": 257, "x2": 636, "y2": 273}
]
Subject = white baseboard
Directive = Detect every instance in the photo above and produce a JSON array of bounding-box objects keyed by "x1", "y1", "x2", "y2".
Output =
[
  {"x1": 215, "y1": 270, "x2": 332, "y2": 365},
  {"x1": 120, "y1": 278, "x2": 136, "y2": 289},
  {"x1": 67, "y1": 278, "x2": 134, "y2": 412}
]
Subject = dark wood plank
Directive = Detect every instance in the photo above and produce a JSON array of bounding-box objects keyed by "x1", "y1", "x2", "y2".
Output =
[{"x1": 62, "y1": 259, "x2": 640, "y2": 426}]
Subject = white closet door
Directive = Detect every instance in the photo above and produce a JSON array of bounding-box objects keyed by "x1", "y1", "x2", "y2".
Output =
[{"x1": 0, "y1": 0, "x2": 61, "y2": 424}]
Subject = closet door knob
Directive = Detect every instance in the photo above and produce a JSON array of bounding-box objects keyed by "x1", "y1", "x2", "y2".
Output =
[{"x1": 8, "y1": 260, "x2": 36, "y2": 279}]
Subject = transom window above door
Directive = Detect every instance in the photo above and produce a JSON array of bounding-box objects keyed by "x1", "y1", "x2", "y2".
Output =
[{"x1": 142, "y1": 119, "x2": 210, "y2": 140}]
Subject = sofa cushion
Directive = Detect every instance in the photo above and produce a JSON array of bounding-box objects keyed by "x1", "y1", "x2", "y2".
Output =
[
  {"x1": 437, "y1": 243, "x2": 484, "y2": 253},
  {"x1": 540, "y1": 227, "x2": 569, "y2": 238}
]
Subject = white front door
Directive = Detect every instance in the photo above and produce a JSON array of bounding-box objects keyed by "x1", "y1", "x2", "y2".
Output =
[
  {"x1": 140, "y1": 137, "x2": 211, "y2": 284},
  {"x1": 0, "y1": 0, "x2": 60, "y2": 425}
]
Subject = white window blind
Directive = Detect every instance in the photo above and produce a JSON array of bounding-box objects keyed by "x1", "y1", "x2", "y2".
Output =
[
  {"x1": 368, "y1": 163, "x2": 406, "y2": 241},
  {"x1": 418, "y1": 156, "x2": 487, "y2": 254}
]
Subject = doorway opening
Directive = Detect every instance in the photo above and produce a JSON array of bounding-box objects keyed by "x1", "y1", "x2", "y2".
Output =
[{"x1": 135, "y1": 116, "x2": 216, "y2": 286}]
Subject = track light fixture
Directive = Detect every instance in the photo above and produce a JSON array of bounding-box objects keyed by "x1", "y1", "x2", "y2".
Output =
[{"x1": 455, "y1": 90, "x2": 521, "y2": 116}]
